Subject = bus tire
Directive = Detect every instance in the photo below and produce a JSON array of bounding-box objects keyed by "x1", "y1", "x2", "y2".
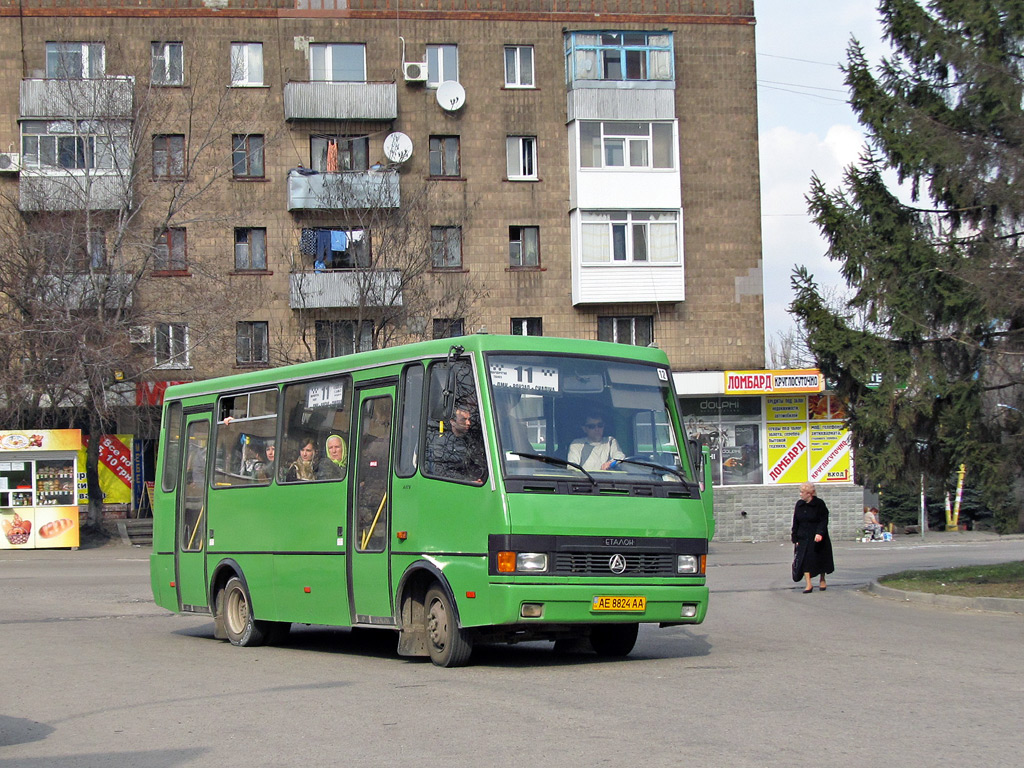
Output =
[
  {"x1": 590, "y1": 624, "x2": 638, "y2": 657},
  {"x1": 424, "y1": 584, "x2": 473, "y2": 667},
  {"x1": 221, "y1": 576, "x2": 268, "y2": 647}
]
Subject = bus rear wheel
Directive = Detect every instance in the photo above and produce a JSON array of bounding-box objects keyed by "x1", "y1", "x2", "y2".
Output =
[
  {"x1": 590, "y1": 624, "x2": 639, "y2": 657},
  {"x1": 221, "y1": 576, "x2": 268, "y2": 647},
  {"x1": 425, "y1": 585, "x2": 473, "y2": 667}
]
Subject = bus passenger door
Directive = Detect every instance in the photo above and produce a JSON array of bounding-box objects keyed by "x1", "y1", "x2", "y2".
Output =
[
  {"x1": 176, "y1": 415, "x2": 211, "y2": 611},
  {"x1": 349, "y1": 389, "x2": 395, "y2": 623}
]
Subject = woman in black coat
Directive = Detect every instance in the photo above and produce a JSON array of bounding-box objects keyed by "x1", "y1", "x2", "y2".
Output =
[{"x1": 791, "y1": 482, "x2": 835, "y2": 593}]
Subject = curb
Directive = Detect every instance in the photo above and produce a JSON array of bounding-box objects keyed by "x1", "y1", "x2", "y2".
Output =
[{"x1": 866, "y1": 581, "x2": 1024, "y2": 615}]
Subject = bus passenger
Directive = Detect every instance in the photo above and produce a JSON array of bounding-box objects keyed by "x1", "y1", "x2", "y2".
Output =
[
  {"x1": 426, "y1": 401, "x2": 487, "y2": 484},
  {"x1": 285, "y1": 439, "x2": 317, "y2": 482},
  {"x1": 567, "y1": 414, "x2": 624, "y2": 471},
  {"x1": 317, "y1": 434, "x2": 348, "y2": 480},
  {"x1": 253, "y1": 441, "x2": 275, "y2": 482}
]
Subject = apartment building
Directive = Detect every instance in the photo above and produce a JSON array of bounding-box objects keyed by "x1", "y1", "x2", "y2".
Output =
[{"x1": 1, "y1": 1, "x2": 802, "y2": 536}]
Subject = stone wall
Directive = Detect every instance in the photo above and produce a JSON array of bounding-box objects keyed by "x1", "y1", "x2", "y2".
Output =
[{"x1": 712, "y1": 484, "x2": 865, "y2": 542}]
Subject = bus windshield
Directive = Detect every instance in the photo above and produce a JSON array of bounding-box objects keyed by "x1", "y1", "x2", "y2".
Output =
[{"x1": 487, "y1": 353, "x2": 687, "y2": 484}]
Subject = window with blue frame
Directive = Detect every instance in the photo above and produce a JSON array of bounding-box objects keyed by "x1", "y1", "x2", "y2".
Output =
[{"x1": 564, "y1": 31, "x2": 673, "y2": 84}]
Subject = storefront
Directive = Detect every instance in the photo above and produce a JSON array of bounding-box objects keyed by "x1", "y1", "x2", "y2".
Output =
[
  {"x1": 675, "y1": 370, "x2": 864, "y2": 542},
  {"x1": 1, "y1": 430, "x2": 81, "y2": 549}
]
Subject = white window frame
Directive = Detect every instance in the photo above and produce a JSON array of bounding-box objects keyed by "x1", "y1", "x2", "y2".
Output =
[
  {"x1": 151, "y1": 42, "x2": 184, "y2": 86},
  {"x1": 597, "y1": 316, "x2": 653, "y2": 346},
  {"x1": 46, "y1": 42, "x2": 105, "y2": 79},
  {"x1": 506, "y1": 136, "x2": 538, "y2": 180},
  {"x1": 234, "y1": 228, "x2": 267, "y2": 271},
  {"x1": 509, "y1": 226, "x2": 540, "y2": 268},
  {"x1": 578, "y1": 121, "x2": 674, "y2": 170},
  {"x1": 426, "y1": 44, "x2": 459, "y2": 88},
  {"x1": 21, "y1": 120, "x2": 129, "y2": 171},
  {"x1": 230, "y1": 42, "x2": 264, "y2": 87},
  {"x1": 309, "y1": 43, "x2": 366, "y2": 83},
  {"x1": 580, "y1": 210, "x2": 680, "y2": 264},
  {"x1": 504, "y1": 45, "x2": 535, "y2": 88},
  {"x1": 511, "y1": 317, "x2": 542, "y2": 336},
  {"x1": 155, "y1": 323, "x2": 190, "y2": 369}
]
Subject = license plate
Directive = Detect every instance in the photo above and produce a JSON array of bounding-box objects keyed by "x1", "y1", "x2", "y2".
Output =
[{"x1": 592, "y1": 595, "x2": 646, "y2": 612}]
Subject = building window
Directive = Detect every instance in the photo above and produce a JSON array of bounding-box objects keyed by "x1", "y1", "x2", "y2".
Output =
[
  {"x1": 315, "y1": 320, "x2": 373, "y2": 359},
  {"x1": 236, "y1": 321, "x2": 269, "y2": 366},
  {"x1": 426, "y1": 44, "x2": 458, "y2": 88},
  {"x1": 579, "y1": 121, "x2": 674, "y2": 169},
  {"x1": 509, "y1": 226, "x2": 539, "y2": 268},
  {"x1": 155, "y1": 228, "x2": 187, "y2": 272},
  {"x1": 46, "y1": 42, "x2": 104, "y2": 79},
  {"x1": 506, "y1": 136, "x2": 538, "y2": 180},
  {"x1": 429, "y1": 136, "x2": 460, "y2": 177},
  {"x1": 581, "y1": 210, "x2": 679, "y2": 263},
  {"x1": 310, "y1": 135, "x2": 368, "y2": 172},
  {"x1": 155, "y1": 322, "x2": 189, "y2": 368},
  {"x1": 511, "y1": 317, "x2": 542, "y2": 336},
  {"x1": 565, "y1": 31, "x2": 673, "y2": 83},
  {"x1": 232, "y1": 134, "x2": 265, "y2": 178},
  {"x1": 21, "y1": 121, "x2": 129, "y2": 171},
  {"x1": 153, "y1": 134, "x2": 185, "y2": 179},
  {"x1": 235, "y1": 228, "x2": 267, "y2": 271},
  {"x1": 433, "y1": 318, "x2": 465, "y2": 339},
  {"x1": 431, "y1": 227, "x2": 462, "y2": 269},
  {"x1": 230, "y1": 42, "x2": 264, "y2": 86},
  {"x1": 309, "y1": 43, "x2": 366, "y2": 82},
  {"x1": 299, "y1": 228, "x2": 370, "y2": 270},
  {"x1": 504, "y1": 45, "x2": 535, "y2": 87},
  {"x1": 597, "y1": 316, "x2": 653, "y2": 346},
  {"x1": 151, "y1": 42, "x2": 184, "y2": 85}
]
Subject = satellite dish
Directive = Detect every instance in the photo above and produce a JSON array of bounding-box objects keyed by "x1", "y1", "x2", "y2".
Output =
[
  {"x1": 383, "y1": 132, "x2": 414, "y2": 163},
  {"x1": 436, "y1": 81, "x2": 467, "y2": 112}
]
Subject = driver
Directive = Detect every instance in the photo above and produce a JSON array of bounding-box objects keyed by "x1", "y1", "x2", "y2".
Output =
[{"x1": 567, "y1": 414, "x2": 625, "y2": 470}]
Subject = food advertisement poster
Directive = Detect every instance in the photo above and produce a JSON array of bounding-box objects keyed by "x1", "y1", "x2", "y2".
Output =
[
  {"x1": 0, "y1": 430, "x2": 81, "y2": 452},
  {"x1": 766, "y1": 424, "x2": 808, "y2": 484},
  {"x1": 809, "y1": 422, "x2": 852, "y2": 483},
  {"x1": 1, "y1": 507, "x2": 79, "y2": 550},
  {"x1": 77, "y1": 434, "x2": 133, "y2": 505}
]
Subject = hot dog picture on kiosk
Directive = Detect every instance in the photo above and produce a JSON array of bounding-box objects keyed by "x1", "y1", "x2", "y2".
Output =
[{"x1": 0, "y1": 429, "x2": 81, "y2": 549}]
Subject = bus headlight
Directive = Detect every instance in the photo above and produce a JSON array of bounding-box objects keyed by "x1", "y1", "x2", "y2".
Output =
[
  {"x1": 677, "y1": 555, "x2": 699, "y2": 574},
  {"x1": 516, "y1": 553, "x2": 548, "y2": 572}
]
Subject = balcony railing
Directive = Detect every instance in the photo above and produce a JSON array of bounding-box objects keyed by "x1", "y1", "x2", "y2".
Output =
[
  {"x1": 287, "y1": 169, "x2": 400, "y2": 211},
  {"x1": 289, "y1": 269, "x2": 403, "y2": 309},
  {"x1": 20, "y1": 77, "x2": 134, "y2": 119},
  {"x1": 19, "y1": 170, "x2": 131, "y2": 212},
  {"x1": 283, "y1": 81, "x2": 397, "y2": 121}
]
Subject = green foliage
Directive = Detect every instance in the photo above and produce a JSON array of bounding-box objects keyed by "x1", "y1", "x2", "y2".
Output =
[{"x1": 792, "y1": 0, "x2": 1024, "y2": 532}]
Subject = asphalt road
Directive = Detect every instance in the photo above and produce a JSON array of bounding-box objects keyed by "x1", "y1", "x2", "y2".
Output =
[{"x1": 2, "y1": 532, "x2": 1022, "y2": 768}]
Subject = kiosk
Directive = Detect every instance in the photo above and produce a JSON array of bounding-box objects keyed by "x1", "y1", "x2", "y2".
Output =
[{"x1": 1, "y1": 429, "x2": 81, "y2": 549}]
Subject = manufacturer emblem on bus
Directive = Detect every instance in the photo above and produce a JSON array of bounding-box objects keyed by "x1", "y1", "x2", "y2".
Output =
[{"x1": 609, "y1": 554, "x2": 627, "y2": 574}]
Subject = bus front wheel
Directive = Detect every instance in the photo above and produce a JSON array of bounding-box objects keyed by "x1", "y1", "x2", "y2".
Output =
[
  {"x1": 590, "y1": 624, "x2": 638, "y2": 657},
  {"x1": 424, "y1": 585, "x2": 473, "y2": 667},
  {"x1": 221, "y1": 576, "x2": 268, "y2": 647}
]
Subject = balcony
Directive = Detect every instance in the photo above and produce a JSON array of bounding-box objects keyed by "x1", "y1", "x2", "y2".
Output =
[
  {"x1": 287, "y1": 169, "x2": 400, "y2": 211},
  {"x1": 42, "y1": 271, "x2": 134, "y2": 310},
  {"x1": 19, "y1": 170, "x2": 131, "y2": 212},
  {"x1": 283, "y1": 81, "x2": 397, "y2": 121},
  {"x1": 21, "y1": 77, "x2": 134, "y2": 119},
  {"x1": 289, "y1": 269, "x2": 403, "y2": 310}
]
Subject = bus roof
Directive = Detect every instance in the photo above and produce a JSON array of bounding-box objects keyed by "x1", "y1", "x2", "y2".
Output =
[{"x1": 160, "y1": 334, "x2": 673, "y2": 403}]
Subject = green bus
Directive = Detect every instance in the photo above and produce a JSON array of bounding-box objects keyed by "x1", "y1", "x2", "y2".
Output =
[{"x1": 151, "y1": 334, "x2": 714, "y2": 666}]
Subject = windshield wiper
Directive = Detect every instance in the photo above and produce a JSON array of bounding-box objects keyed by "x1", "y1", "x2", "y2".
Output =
[
  {"x1": 509, "y1": 452, "x2": 597, "y2": 486},
  {"x1": 611, "y1": 457, "x2": 694, "y2": 487}
]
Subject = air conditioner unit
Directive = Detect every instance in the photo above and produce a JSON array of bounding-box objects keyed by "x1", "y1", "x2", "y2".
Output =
[
  {"x1": 403, "y1": 61, "x2": 428, "y2": 82},
  {"x1": 129, "y1": 325, "x2": 152, "y2": 344},
  {"x1": 0, "y1": 153, "x2": 20, "y2": 173}
]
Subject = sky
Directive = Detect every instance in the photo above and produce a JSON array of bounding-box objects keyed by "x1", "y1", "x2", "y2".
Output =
[{"x1": 754, "y1": 1, "x2": 889, "y2": 362}]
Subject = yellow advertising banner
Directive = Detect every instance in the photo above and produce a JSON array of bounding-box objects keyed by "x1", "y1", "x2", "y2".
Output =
[
  {"x1": 766, "y1": 424, "x2": 808, "y2": 484},
  {"x1": 809, "y1": 422, "x2": 853, "y2": 483},
  {"x1": 78, "y1": 435, "x2": 133, "y2": 505},
  {"x1": 0, "y1": 429, "x2": 81, "y2": 452},
  {"x1": 766, "y1": 396, "x2": 808, "y2": 422}
]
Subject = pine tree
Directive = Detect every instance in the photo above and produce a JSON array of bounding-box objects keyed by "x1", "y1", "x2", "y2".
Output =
[{"x1": 792, "y1": 0, "x2": 1024, "y2": 532}]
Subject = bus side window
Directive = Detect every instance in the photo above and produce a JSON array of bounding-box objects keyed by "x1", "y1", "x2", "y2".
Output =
[
  {"x1": 396, "y1": 364, "x2": 424, "y2": 477},
  {"x1": 161, "y1": 401, "x2": 183, "y2": 492},
  {"x1": 213, "y1": 390, "x2": 279, "y2": 488},
  {"x1": 280, "y1": 377, "x2": 352, "y2": 484}
]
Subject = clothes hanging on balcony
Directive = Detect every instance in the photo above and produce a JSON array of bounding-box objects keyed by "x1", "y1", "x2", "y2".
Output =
[
  {"x1": 326, "y1": 140, "x2": 339, "y2": 173},
  {"x1": 330, "y1": 229, "x2": 348, "y2": 251},
  {"x1": 300, "y1": 228, "x2": 317, "y2": 256},
  {"x1": 316, "y1": 229, "x2": 332, "y2": 264}
]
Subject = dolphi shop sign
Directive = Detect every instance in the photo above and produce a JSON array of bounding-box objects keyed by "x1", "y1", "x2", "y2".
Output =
[{"x1": 724, "y1": 369, "x2": 824, "y2": 395}]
